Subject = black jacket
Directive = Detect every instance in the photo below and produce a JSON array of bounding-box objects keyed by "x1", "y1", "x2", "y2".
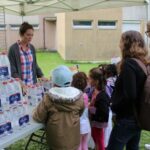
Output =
[
  {"x1": 111, "y1": 58, "x2": 146, "y2": 119},
  {"x1": 8, "y1": 43, "x2": 43, "y2": 83},
  {"x1": 91, "y1": 90, "x2": 109, "y2": 123}
]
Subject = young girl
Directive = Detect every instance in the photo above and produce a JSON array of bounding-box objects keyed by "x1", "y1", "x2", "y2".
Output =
[
  {"x1": 88, "y1": 67, "x2": 109, "y2": 150},
  {"x1": 104, "y1": 64, "x2": 117, "y2": 148},
  {"x1": 72, "y1": 72, "x2": 91, "y2": 150}
]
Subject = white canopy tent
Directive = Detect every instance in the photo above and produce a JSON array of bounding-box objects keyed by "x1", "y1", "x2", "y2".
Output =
[
  {"x1": 0, "y1": 0, "x2": 149, "y2": 16},
  {"x1": 0, "y1": 0, "x2": 149, "y2": 50}
]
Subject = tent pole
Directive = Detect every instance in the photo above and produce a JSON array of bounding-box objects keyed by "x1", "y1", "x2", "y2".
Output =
[
  {"x1": 146, "y1": 2, "x2": 150, "y2": 49},
  {"x1": 3, "y1": 7, "x2": 7, "y2": 50},
  {"x1": 43, "y1": 17, "x2": 46, "y2": 50},
  {"x1": 21, "y1": 15, "x2": 24, "y2": 23},
  {"x1": 148, "y1": 2, "x2": 150, "y2": 50}
]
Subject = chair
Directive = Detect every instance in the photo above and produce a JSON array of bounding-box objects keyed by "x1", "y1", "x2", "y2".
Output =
[{"x1": 25, "y1": 129, "x2": 48, "y2": 150}]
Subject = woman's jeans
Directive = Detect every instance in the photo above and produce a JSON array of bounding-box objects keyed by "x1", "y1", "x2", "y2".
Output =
[{"x1": 107, "y1": 118, "x2": 141, "y2": 150}]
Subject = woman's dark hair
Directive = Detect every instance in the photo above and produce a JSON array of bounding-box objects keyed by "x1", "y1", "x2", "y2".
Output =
[
  {"x1": 72, "y1": 72, "x2": 87, "y2": 92},
  {"x1": 98, "y1": 64, "x2": 107, "y2": 76},
  {"x1": 105, "y1": 64, "x2": 117, "y2": 77},
  {"x1": 19, "y1": 22, "x2": 34, "y2": 36},
  {"x1": 89, "y1": 67, "x2": 106, "y2": 91}
]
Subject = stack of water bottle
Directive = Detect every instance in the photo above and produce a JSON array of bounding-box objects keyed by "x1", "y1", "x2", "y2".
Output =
[
  {"x1": 0, "y1": 54, "x2": 29, "y2": 138},
  {"x1": 42, "y1": 80, "x2": 52, "y2": 92},
  {"x1": 26, "y1": 83, "x2": 45, "y2": 107},
  {"x1": 0, "y1": 53, "x2": 53, "y2": 138}
]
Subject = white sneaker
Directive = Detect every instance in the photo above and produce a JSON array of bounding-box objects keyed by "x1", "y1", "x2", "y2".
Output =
[{"x1": 145, "y1": 144, "x2": 150, "y2": 150}]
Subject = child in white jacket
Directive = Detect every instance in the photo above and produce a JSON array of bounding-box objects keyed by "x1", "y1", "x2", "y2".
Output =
[{"x1": 72, "y1": 72, "x2": 91, "y2": 150}]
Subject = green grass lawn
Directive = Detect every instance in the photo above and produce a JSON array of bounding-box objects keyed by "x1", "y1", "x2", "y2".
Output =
[
  {"x1": 6, "y1": 52, "x2": 150, "y2": 150},
  {"x1": 36, "y1": 51, "x2": 99, "y2": 77}
]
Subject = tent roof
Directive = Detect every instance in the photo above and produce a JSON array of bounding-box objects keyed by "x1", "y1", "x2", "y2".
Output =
[{"x1": 0, "y1": 0, "x2": 149, "y2": 16}]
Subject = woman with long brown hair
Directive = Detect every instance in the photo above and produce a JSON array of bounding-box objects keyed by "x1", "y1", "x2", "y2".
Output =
[{"x1": 107, "y1": 30, "x2": 148, "y2": 150}]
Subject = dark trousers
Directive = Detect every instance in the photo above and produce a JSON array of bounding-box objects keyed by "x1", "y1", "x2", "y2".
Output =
[{"x1": 107, "y1": 118, "x2": 141, "y2": 150}]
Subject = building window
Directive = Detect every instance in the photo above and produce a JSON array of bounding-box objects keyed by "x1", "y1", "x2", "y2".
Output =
[
  {"x1": 32, "y1": 24, "x2": 39, "y2": 30},
  {"x1": 73, "y1": 20, "x2": 93, "y2": 29},
  {"x1": 10, "y1": 24, "x2": 21, "y2": 30},
  {"x1": 0, "y1": 24, "x2": 6, "y2": 30},
  {"x1": 10, "y1": 24, "x2": 39, "y2": 30},
  {"x1": 98, "y1": 21, "x2": 117, "y2": 29}
]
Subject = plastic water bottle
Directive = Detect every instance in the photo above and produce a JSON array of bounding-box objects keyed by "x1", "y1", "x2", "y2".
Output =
[
  {"x1": 0, "y1": 81, "x2": 10, "y2": 110},
  {"x1": 28, "y1": 85, "x2": 38, "y2": 106},
  {"x1": 0, "y1": 99, "x2": 1, "y2": 108},
  {"x1": 36, "y1": 84, "x2": 43, "y2": 104},
  {"x1": 22, "y1": 96, "x2": 29, "y2": 114},
  {"x1": 42, "y1": 80, "x2": 52, "y2": 92},
  {"x1": 3, "y1": 54, "x2": 11, "y2": 80},
  {"x1": 11, "y1": 104, "x2": 28, "y2": 130},
  {"x1": 1, "y1": 97, "x2": 9, "y2": 112},
  {"x1": 5, "y1": 107, "x2": 13, "y2": 134},
  {"x1": 0, "y1": 109, "x2": 7, "y2": 137},
  {"x1": 27, "y1": 85, "x2": 33, "y2": 106},
  {"x1": 11, "y1": 106, "x2": 19, "y2": 130},
  {"x1": 40, "y1": 84, "x2": 44, "y2": 98},
  {"x1": 0, "y1": 54, "x2": 11, "y2": 80},
  {"x1": 26, "y1": 85, "x2": 32, "y2": 106},
  {"x1": 8, "y1": 79, "x2": 22, "y2": 105},
  {"x1": 14, "y1": 78, "x2": 23, "y2": 101},
  {"x1": 17, "y1": 102, "x2": 29, "y2": 128},
  {"x1": 18, "y1": 103, "x2": 25, "y2": 116}
]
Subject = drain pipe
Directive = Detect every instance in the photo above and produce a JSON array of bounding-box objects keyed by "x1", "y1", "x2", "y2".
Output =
[
  {"x1": 43, "y1": 17, "x2": 46, "y2": 50},
  {"x1": 3, "y1": 7, "x2": 7, "y2": 50}
]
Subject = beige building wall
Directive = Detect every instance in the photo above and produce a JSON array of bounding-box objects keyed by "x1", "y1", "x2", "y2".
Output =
[
  {"x1": 6, "y1": 29, "x2": 19, "y2": 49},
  {"x1": 57, "y1": 8, "x2": 122, "y2": 61},
  {"x1": 56, "y1": 13, "x2": 66, "y2": 59},
  {"x1": 0, "y1": 30, "x2": 6, "y2": 49},
  {"x1": 5, "y1": 28, "x2": 43, "y2": 50},
  {"x1": 4, "y1": 14, "x2": 44, "y2": 49},
  {"x1": 1, "y1": 7, "x2": 147, "y2": 58}
]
